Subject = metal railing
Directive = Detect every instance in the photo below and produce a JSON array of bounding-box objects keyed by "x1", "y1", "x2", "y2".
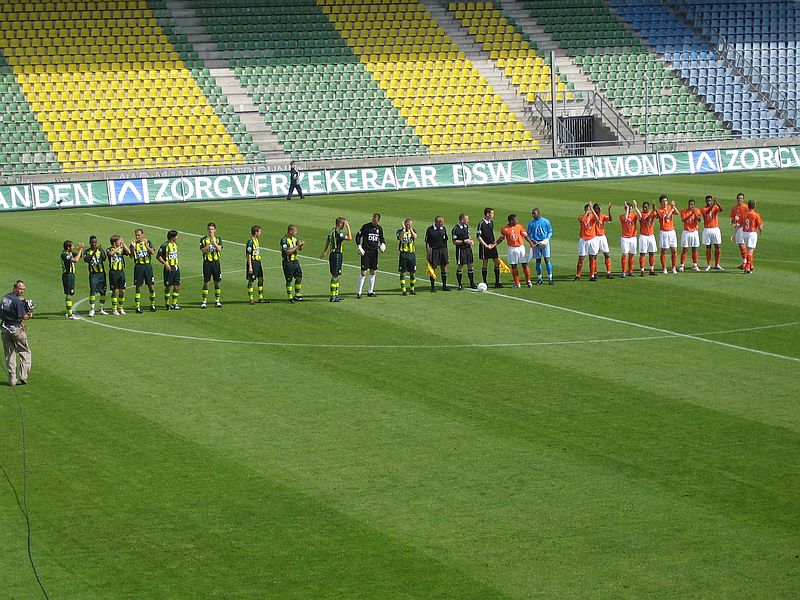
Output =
[{"x1": 665, "y1": 0, "x2": 798, "y2": 131}]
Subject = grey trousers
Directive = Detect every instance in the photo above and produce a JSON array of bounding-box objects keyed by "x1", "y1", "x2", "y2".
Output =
[{"x1": 2, "y1": 326, "x2": 31, "y2": 386}]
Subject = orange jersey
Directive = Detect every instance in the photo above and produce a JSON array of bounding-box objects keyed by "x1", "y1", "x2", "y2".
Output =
[
  {"x1": 500, "y1": 223, "x2": 528, "y2": 247},
  {"x1": 701, "y1": 205, "x2": 721, "y2": 228},
  {"x1": 639, "y1": 210, "x2": 656, "y2": 236},
  {"x1": 578, "y1": 213, "x2": 597, "y2": 240},
  {"x1": 730, "y1": 203, "x2": 748, "y2": 227},
  {"x1": 681, "y1": 208, "x2": 702, "y2": 232},
  {"x1": 619, "y1": 212, "x2": 638, "y2": 238},
  {"x1": 741, "y1": 210, "x2": 762, "y2": 233},
  {"x1": 595, "y1": 213, "x2": 611, "y2": 236},
  {"x1": 657, "y1": 207, "x2": 676, "y2": 232}
]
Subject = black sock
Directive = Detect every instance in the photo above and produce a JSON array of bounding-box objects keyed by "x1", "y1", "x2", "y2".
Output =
[
  {"x1": 481, "y1": 268, "x2": 488, "y2": 283},
  {"x1": 494, "y1": 267, "x2": 500, "y2": 284},
  {"x1": 430, "y1": 277, "x2": 435, "y2": 288},
  {"x1": 468, "y1": 270, "x2": 475, "y2": 285},
  {"x1": 456, "y1": 271, "x2": 463, "y2": 285},
  {"x1": 442, "y1": 274, "x2": 447, "y2": 287}
]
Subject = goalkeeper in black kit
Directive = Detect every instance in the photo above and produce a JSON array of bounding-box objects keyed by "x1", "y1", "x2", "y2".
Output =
[{"x1": 355, "y1": 213, "x2": 385, "y2": 298}]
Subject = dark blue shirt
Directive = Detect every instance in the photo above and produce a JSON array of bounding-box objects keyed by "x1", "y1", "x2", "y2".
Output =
[{"x1": 1, "y1": 293, "x2": 27, "y2": 327}]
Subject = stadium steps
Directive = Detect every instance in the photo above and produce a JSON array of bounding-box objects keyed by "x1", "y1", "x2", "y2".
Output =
[
  {"x1": 0, "y1": 53, "x2": 60, "y2": 175},
  {"x1": 320, "y1": 0, "x2": 540, "y2": 154},
  {"x1": 161, "y1": 0, "x2": 287, "y2": 161},
  {"x1": 0, "y1": 0, "x2": 245, "y2": 172},
  {"x1": 419, "y1": 0, "x2": 548, "y2": 140}
]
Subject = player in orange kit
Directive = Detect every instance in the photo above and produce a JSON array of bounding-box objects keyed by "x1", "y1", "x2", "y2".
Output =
[
  {"x1": 575, "y1": 204, "x2": 599, "y2": 282},
  {"x1": 619, "y1": 200, "x2": 641, "y2": 278},
  {"x1": 495, "y1": 214, "x2": 534, "y2": 288},
  {"x1": 701, "y1": 195, "x2": 723, "y2": 271},
  {"x1": 593, "y1": 203, "x2": 614, "y2": 279},
  {"x1": 638, "y1": 201, "x2": 658, "y2": 276},
  {"x1": 730, "y1": 192, "x2": 749, "y2": 269},
  {"x1": 741, "y1": 199, "x2": 763, "y2": 274},
  {"x1": 679, "y1": 199, "x2": 703, "y2": 272},
  {"x1": 657, "y1": 195, "x2": 679, "y2": 274}
]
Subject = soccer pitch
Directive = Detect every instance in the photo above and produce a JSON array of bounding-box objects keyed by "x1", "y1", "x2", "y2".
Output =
[{"x1": 1, "y1": 169, "x2": 798, "y2": 599}]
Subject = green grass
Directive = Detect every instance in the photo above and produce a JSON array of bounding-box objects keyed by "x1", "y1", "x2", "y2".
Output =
[{"x1": 1, "y1": 170, "x2": 799, "y2": 599}]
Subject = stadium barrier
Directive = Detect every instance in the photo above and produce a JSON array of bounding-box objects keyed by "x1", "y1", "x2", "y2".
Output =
[{"x1": 1, "y1": 145, "x2": 799, "y2": 212}]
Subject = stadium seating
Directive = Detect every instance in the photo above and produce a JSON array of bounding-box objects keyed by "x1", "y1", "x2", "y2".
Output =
[
  {"x1": 680, "y1": 0, "x2": 799, "y2": 127},
  {"x1": 0, "y1": 0, "x2": 244, "y2": 172},
  {"x1": 608, "y1": 0, "x2": 789, "y2": 138},
  {"x1": 0, "y1": 52, "x2": 58, "y2": 174},
  {"x1": 521, "y1": 0, "x2": 729, "y2": 142},
  {"x1": 189, "y1": 0, "x2": 426, "y2": 160},
  {"x1": 319, "y1": 0, "x2": 540, "y2": 154},
  {"x1": 447, "y1": 1, "x2": 575, "y2": 104}
]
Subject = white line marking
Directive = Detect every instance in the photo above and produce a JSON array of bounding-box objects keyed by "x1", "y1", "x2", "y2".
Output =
[{"x1": 696, "y1": 322, "x2": 800, "y2": 336}]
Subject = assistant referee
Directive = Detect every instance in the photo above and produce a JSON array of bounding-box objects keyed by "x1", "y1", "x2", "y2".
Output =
[{"x1": 425, "y1": 215, "x2": 450, "y2": 292}]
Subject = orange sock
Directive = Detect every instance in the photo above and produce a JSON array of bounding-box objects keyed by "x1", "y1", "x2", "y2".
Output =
[
  {"x1": 649, "y1": 255, "x2": 656, "y2": 269},
  {"x1": 576, "y1": 257, "x2": 584, "y2": 276},
  {"x1": 680, "y1": 249, "x2": 687, "y2": 266},
  {"x1": 605, "y1": 257, "x2": 612, "y2": 273},
  {"x1": 660, "y1": 254, "x2": 667, "y2": 269},
  {"x1": 590, "y1": 257, "x2": 597, "y2": 277},
  {"x1": 706, "y1": 247, "x2": 712, "y2": 265},
  {"x1": 639, "y1": 255, "x2": 645, "y2": 270},
  {"x1": 512, "y1": 265, "x2": 520, "y2": 285},
  {"x1": 691, "y1": 249, "x2": 698, "y2": 264},
  {"x1": 628, "y1": 255, "x2": 635, "y2": 273},
  {"x1": 740, "y1": 245, "x2": 747, "y2": 260},
  {"x1": 746, "y1": 252, "x2": 754, "y2": 271},
  {"x1": 621, "y1": 257, "x2": 628, "y2": 272},
  {"x1": 714, "y1": 247, "x2": 721, "y2": 266},
  {"x1": 523, "y1": 265, "x2": 531, "y2": 281},
  {"x1": 671, "y1": 249, "x2": 677, "y2": 268}
]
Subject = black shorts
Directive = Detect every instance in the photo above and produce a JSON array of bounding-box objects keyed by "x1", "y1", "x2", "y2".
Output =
[
  {"x1": 398, "y1": 252, "x2": 416, "y2": 273},
  {"x1": 429, "y1": 247, "x2": 449, "y2": 268},
  {"x1": 456, "y1": 245, "x2": 474, "y2": 266},
  {"x1": 108, "y1": 271, "x2": 126, "y2": 290},
  {"x1": 203, "y1": 260, "x2": 222, "y2": 282},
  {"x1": 134, "y1": 263, "x2": 155, "y2": 287},
  {"x1": 479, "y1": 244, "x2": 499, "y2": 260},
  {"x1": 62, "y1": 273, "x2": 75, "y2": 295},
  {"x1": 89, "y1": 272, "x2": 106, "y2": 295},
  {"x1": 247, "y1": 261, "x2": 264, "y2": 281},
  {"x1": 360, "y1": 249, "x2": 378, "y2": 271},
  {"x1": 329, "y1": 252, "x2": 343, "y2": 276},
  {"x1": 164, "y1": 266, "x2": 181, "y2": 286},
  {"x1": 283, "y1": 260, "x2": 302, "y2": 281}
]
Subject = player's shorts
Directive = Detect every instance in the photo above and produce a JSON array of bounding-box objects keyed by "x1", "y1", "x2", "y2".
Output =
[
  {"x1": 203, "y1": 260, "x2": 222, "y2": 282},
  {"x1": 507, "y1": 245, "x2": 527, "y2": 265},
  {"x1": 429, "y1": 247, "x2": 449, "y2": 268},
  {"x1": 620, "y1": 236, "x2": 637, "y2": 255},
  {"x1": 247, "y1": 261, "x2": 264, "y2": 281},
  {"x1": 530, "y1": 242, "x2": 551, "y2": 260},
  {"x1": 283, "y1": 260, "x2": 303, "y2": 281},
  {"x1": 734, "y1": 226, "x2": 745, "y2": 245},
  {"x1": 108, "y1": 270, "x2": 126, "y2": 290},
  {"x1": 164, "y1": 266, "x2": 181, "y2": 286},
  {"x1": 659, "y1": 230, "x2": 678, "y2": 249},
  {"x1": 681, "y1": 230, "x2": 700, "y2": 248},
  {"x1": 578, "y1": 237, "x2": 598, "y2": 257},
  {"x1": 398, "y1": 251, "x2": 416, "y2": 273},
  {"x1": 702, "y1": 227, "x2": 722, "y2": 246},
  {"x1": 743, "y1": 231, "x2": 758, "y2": 249},
  {"x1": 455, "y1": 245, "x2": 474, "y2": 266},
  {"x1": 595, "y1": 234, "x2": 610, "y2": 254},
  {"x1": 328, "y1": 253, "x2": 343, "y2": 276},
  {"x1": 479, "y1": 244, "x2": 499, "y2": 260},
  {"x1": 89, "y1": 272, "x2": 107, "y2": 295},
  {"x1": 360, "y1": 249, "x2": 378, "y2": 271},
  {"x1": 62, "y1": 273, "x2": 75, "y2": 295},
  {"x1": 638, "y1": 234, "x2": 657, "y2": 253},
  {"x1": 134, "y1": 263, "x2": 155, "y2": 287}
]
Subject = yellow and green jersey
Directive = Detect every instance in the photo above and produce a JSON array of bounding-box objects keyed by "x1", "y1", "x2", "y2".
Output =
[
  {"x1": 158, "y1": 242, "x2": 179, "y2": 266},
  {"x1": 281, "y1": 236, "x2": 298, "y2": 262},
  {"x1": 61, "y1": 251, "x2": 75, "y2": 274},
  {"x1": 200, "y1": 236, "x2": 222, "y2": 262},
  {"x1": 327, "y1": 228, "x2": 346, "y2": 254},
  {"x1": 84, "y1": 247, "x2": 106, "y2": 273},
  {"x1": 131, "y1": 240, "x2": 154, "y2": 265},
  {"x1": 397, "y1": 228, "x2": 416, "y2": 253},
  {"x1": 107, "y1": 246, "x2": 126, "y2": 271},
  {"x1": 246, "y1": 238, "x2": 261, "y2": 262}
]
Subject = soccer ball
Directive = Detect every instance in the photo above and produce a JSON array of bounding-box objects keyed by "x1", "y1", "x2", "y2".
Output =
[{"x1": 476, "y1": 282, "x2": 488, "y2": 292}]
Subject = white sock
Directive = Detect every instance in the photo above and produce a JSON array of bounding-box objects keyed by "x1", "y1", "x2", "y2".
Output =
[
  {"x1": 358, "y1": 275, "x2": 366, "y2": 295},
  {"x1": 368, "y1": 274, "x2": 376, "y2": 293}
]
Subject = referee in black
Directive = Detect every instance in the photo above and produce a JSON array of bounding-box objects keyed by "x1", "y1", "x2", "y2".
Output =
[
  {"x1": 477, "y1": 207, "x2": 502, "y2": 287},
  {"x1": 286, "y1": 161, "x2": 304, "y2": 200},
  {"x1": 425, "y1": 215, "x2": 450, "y2": 292},
  {"x1": 452, "y1": 213, "x2": 477, "y2": 289}
]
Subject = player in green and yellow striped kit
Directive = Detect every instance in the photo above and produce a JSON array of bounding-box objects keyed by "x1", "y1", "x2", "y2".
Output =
[
  {"x1": 396, "y1": 218, "x2": 418, "y2": 296},
  {"x1": 106, "y1": 235, "x2": 130, "y2": 315},
  {"x1": 280, "y1": 225, "x2": 304, "y2": 303},
  {"x1": 61, "y1": 239, "x2": 84, "y2": 319},
  {"x1": 83, "y1": 235, "x2": 107, "y2": 317},
  {"x1": 319, "y1": 217, "x2": 352, "y2": 302},
  {"x1": 199, "y1": 222, "x2": 223, "y2": 309},
  {"x1": 246, "y1": 225, "x2": 267, "y2": 304},
  {"x1": 130, "y1": 228, "x2": 157, "y2": 313},
  {"x1": 157, "y1": 230, "x2": 181, "y2": 310}
]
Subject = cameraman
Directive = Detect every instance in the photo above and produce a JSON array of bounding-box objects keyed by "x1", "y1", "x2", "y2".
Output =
[{"x1": 1, "y1": 280, "x2": 33, "y2": 386}]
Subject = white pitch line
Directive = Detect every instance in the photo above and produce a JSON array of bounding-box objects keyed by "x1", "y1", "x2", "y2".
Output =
[
  {"x1": 696, "y1": 321, "x2": 800, "y2": 336},
  {"x1": 85, "y1": 213, "x2": 800, "y2": 362},
  {"x1": 483, "y1": 290, "x2": 800, "y2": 363}
]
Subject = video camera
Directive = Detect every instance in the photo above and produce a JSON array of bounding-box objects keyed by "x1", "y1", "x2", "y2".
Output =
[{"x1": 25, "y1": 299, "x2": 35, "y2": 315}]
